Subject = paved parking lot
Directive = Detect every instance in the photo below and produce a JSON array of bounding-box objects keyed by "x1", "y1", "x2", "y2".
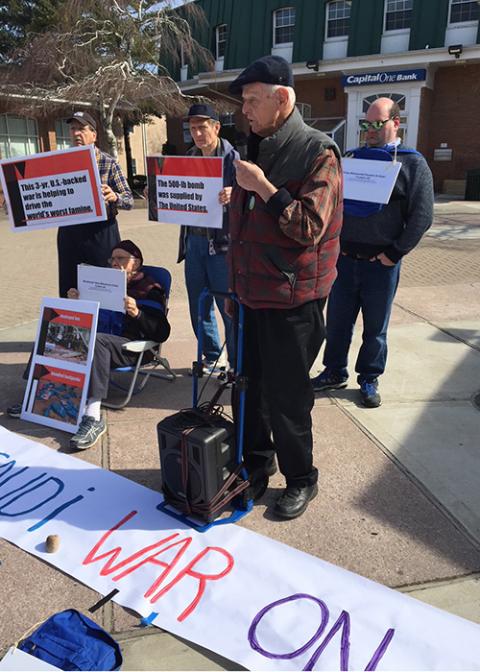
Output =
[{"x1": 1, "y1": 201, "x2": 479, "y2": 669}]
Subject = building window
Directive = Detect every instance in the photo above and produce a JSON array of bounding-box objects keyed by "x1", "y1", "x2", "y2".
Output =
[
  {"x1": 0, "y1": 114, "x2": 40, "y2": 158},
  {"x1": 449, "y1": 0, "x2": 479, "y2": 23},
  {"x1": 182, "y1": 121, "x2": 192, "y2": 144},
  {"x1": 296, "y1": 102, "x2": 312, "y2": 119},
  {"x1": 220, "y1": 112, "x2": 235, "y2": 127},
  {"x1": 326, "y1": 1, "x2": 351, "y2": 39},
  {"x1": 55, "y1": 119, "x2": 72, "y2": 150},
  {"x1": 384, "y1": 0, "x2": 412, "y2": 31},
  {"x1": 273, "y1": 7, "x2": 296, "y2": 45},
  {"x1": 215, "y1": 24, "x2": 227, "y2": 59},
  {"x1": 362, "y1": 92, "x2": 406, "y2": 114},
  {"x1": 325, "y1": 87, "x2": 337, "y2": 101}
]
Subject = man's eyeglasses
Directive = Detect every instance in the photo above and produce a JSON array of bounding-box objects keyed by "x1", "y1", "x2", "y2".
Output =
[
  {"x1": 359, "y1": 118, "x2": 394, "y2": 131},
  {"x1": 108, "y1": 255, "x2": 135, "y2": 265}
]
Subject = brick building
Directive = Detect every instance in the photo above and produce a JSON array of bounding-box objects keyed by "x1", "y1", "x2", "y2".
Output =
[{"x1": 169, "y1": 0, "x2": 480, "y2": 194}]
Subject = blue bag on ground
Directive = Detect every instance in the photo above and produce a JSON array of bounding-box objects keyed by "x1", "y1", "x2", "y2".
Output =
[{"x1": 18, "y1": 609, "x2": 122, "y2": 670}]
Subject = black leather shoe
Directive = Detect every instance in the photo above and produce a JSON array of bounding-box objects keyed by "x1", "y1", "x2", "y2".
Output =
[{"x1": 274, "y1": 484, "x2": 318, "y2": 519}]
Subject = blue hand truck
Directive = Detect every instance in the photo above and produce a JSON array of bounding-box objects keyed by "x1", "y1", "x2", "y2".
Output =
[{"x1": 157, "y1": 288, "x2": 252, "y2": 532}]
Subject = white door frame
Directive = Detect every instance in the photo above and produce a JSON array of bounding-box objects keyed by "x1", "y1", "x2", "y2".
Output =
[{"x1": 345, "y1": 78, "x2": 429, "y2": 150}]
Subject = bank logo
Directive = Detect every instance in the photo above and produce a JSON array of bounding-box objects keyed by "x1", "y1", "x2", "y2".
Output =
[{"x1": 343, "y1": 69, "x2": 427, "y2": 86}]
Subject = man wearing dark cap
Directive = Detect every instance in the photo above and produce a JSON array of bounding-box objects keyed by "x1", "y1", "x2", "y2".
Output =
[
  {"x1": 177, "y1": 103, "x2": 239, "y2": 375},
  {"x1": 56, "y1": 111, "x2": 133, "y2": 297},
  {"x1": 227, "y1": 55, "x2": 343, "y2": 519}
]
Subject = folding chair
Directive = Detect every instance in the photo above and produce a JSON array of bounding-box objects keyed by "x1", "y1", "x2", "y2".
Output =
[{"x1": 102, "y1": 265, "x2": 176, "y2": 410}]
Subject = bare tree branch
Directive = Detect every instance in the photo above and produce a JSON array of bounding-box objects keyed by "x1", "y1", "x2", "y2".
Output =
[{"x1": 3, "y1": 0, "x2": 214, "y2": 157}]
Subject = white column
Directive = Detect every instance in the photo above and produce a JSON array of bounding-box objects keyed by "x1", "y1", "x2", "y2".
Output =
[
  {"x1": 345, "y1": 88, "x2": 360, "y2": 150},
  {"x1": 407, "y1": 87, "x2": 422, "y2": 149}
]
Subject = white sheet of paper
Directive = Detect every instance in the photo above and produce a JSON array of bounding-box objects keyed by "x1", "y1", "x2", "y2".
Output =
[
  {"x1": 78, "y1": 265, "x2": 127, "y2": 313},
  {"x1": 342, "y1": 157, "x2": 402, "y2": 204},
  {"x1": 0, "y1": 648, "x2": 60, "y2": 671},
  {"x1": 0, "y1": 426, "x2": 479, "y2": 671}
]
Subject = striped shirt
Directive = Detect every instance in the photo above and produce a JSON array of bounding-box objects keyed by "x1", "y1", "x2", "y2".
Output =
[{"x1": 96, "y1": 148, "x2": 134, "y2": 213}]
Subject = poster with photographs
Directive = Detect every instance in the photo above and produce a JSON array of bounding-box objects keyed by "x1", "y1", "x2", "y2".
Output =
[
  {"x1": 36, "y1": 305, "x2": 94, "y2": 364},
  {"x1": 21, "y1": 298, "x2": 99, "y2": 433}
]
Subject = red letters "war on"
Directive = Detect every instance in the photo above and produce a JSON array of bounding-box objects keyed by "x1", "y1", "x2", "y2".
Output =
[{"x1": 82, "y1": 510, "x2": 234, "y2": 622}]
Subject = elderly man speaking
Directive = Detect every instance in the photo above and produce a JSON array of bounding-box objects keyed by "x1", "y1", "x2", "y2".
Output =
[{"x1": 228, "y1": 56, "x2": 343, "y2": 519}]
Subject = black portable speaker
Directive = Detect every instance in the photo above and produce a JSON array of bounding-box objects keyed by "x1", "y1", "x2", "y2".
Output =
[{"x1": 157, "y1": 409, "x2": 237, "y2": 520}]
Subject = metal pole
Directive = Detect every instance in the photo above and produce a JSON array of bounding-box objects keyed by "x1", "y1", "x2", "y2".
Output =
[{"x1": 141, "y1": 120, "x2": 148, "y2": 174}]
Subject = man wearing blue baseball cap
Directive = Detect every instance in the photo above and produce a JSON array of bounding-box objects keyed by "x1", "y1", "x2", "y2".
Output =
[
  {"x1": 177, "y1": 103, "x2": 239, "y2": 377},
  {"x1": 57, "y1": 111, "x2": 133, "y2": 297}
]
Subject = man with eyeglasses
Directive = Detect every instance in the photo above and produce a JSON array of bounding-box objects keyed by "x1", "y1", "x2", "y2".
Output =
[
  {"x1": 57, "y1": 111, "x2": 134, "y2": 298},
  {"x1": 312, "y1": 97, "x2": 433, "y2": 408}
]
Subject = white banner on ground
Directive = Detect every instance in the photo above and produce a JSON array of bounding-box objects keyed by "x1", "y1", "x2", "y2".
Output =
[
  {"x1": 21, "y1": 298, "x2": 99, "y2": 433},
  {"x1": 147, "y1": 155, "x2": 223, "y2": 229},
  {"x1": 0, "y1": 426, "x2": 479, "y2": 671}
]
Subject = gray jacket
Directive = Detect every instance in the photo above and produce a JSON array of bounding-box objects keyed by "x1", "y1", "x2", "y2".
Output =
[{"x1": 341, "y1": 146, "x2": 434, "y2": 263}]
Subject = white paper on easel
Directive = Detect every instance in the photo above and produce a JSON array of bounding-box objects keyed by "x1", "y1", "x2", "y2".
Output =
[{"x1": 342, "y1": 157, "x2": 401, "y2": 203}]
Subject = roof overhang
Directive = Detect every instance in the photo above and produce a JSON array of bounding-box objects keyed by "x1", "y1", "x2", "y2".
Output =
[{"x1": 179, "y1": 43, "x2": 480, "y2": 93}]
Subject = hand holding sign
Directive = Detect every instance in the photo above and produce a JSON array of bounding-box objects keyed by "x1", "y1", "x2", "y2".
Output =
[
  {"x1": 124, "y1": 296, "x2": 140, "y2": 318},
  {"x1": 101, "y1": 183, "x2": 118, "y2": 203},
  {"x1": 218, "y1": 186, "x2": 232, "y2": 206}
]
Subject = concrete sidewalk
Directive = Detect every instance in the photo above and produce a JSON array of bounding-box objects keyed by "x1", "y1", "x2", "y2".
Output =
[{"x1": 0, "y1": 200, "x2": 479, "y2": 669}]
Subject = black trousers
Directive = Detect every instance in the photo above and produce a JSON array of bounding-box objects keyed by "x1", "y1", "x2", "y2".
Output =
[
  {"x1": 88, "y1": 333, "x2": 138, "y2": 400},
  {"x1": 239, "y1": 298, "x2": 326, "y2": 488},
  {"x1": 57, "y1": 220, "x2": 120, "y2": 298}
]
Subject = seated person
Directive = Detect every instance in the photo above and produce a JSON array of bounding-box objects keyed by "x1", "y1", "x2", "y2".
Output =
[{"x1": 7, "y1": 240, "x2": 170, "y2": 451}]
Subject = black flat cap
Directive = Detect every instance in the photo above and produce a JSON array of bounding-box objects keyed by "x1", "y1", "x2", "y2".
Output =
[
  {"x1": 66, "y1": 111, "x2": 97, "y2": 131},
  {"x1": 229, "y1": 55, "x2": 294, "y2": 95},
  {"x1": 114, "y1": 239, "x2": 143, "y2": 266},
  {"x1": 183, "y1": 103, "x2": 219, "y2": 121}
]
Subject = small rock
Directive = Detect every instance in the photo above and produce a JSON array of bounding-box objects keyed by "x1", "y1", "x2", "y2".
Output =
[{"x1": 46, "y1": 534, "x2": 60, "y2": 553}]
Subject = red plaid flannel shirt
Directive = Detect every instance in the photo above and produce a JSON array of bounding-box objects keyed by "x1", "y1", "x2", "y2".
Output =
[{"x1": 229, "y1": 148, "x2": 343, "y2": 309}]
